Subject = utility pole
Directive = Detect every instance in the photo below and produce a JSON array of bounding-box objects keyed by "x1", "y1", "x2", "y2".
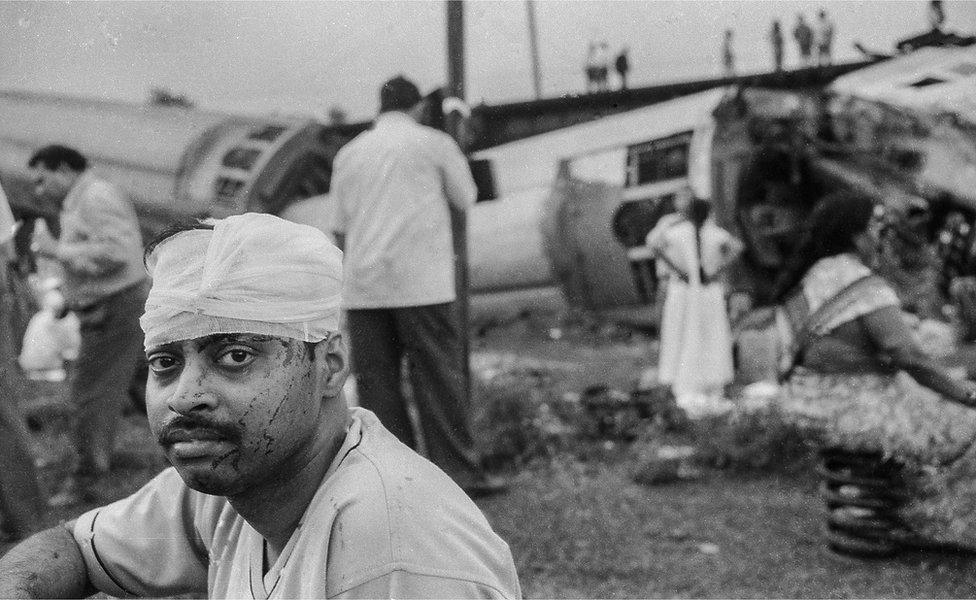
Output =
[
  {"x1": 447, "y1": 0, "x2": 465, "y2": 100},
  {"x1": 445, "y1": 0, "x2": 471, "y2": 406},
  {"x1": 526, "y1": 0, "x2": 542, "y2": 99}
]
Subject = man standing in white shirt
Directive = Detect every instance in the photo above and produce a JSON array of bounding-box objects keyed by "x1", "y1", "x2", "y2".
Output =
[
  {"x1": 27, "y1": 145, "x2": 148, "y2": 506},
  {"x1": 330, "y1": 76, "x2": 504, "y2": 496},
  {"x1": 816, "y1": 9, "x2": 835, "y2": 66}
]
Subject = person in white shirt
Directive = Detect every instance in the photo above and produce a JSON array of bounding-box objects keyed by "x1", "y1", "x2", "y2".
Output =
[
  {"x1": 329, "y1": 76, "x2": 504, "y2": 496},
  {"x1": 0, "y1": 182, "x2": 44, "y2": 540},
  {"x1": 27, "y1": 145, "x2": 148, "y2": 506},
  {"x1": 646, "y1": 197, "x2": 743, "y2": 403},
  {"x1": 816, "y1": 9, "x2": 835, "y2": 66},
  {"x1": 0, "y1": 213, "x2": 521, "y2": 599}
]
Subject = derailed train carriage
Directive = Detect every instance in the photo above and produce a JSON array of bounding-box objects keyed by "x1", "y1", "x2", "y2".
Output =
[
  {"x1": 472, "y1": 45, "x2": 976, "y2": 322},
  {"x1": 0, "y1": 90, "x2": 342, "y2": 239},
  {"x1": 0, "y1": 46, "x2": 974, "y2": 322}
]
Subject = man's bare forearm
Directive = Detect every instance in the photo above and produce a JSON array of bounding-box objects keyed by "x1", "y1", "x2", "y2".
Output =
[{"x1": 0, "y1": 524, "x2": 94, "y2": 599}]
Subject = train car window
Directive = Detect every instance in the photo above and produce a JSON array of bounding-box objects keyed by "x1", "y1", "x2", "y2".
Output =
[
  {"x1": 908, "y1": 77, "x2": 945, "y2": 88},
  {"x1": 221, "y1": 147, "x2": 263, "y2": 171},
  {"x1": 248, "y1": 125, "x2": 289, "y2": 142},
  {"x1": 886, "y1": 146, "x2": 924, "y2": 171},
  {"x1": 611, "y1": 194, "x2": 676, "y2": 248},
  {"x1": 568, "y1": 148, "x2": 626, "y2": 186},
  {"x1": 626, "y1": 131, "x2": 693, "y2": 187}
]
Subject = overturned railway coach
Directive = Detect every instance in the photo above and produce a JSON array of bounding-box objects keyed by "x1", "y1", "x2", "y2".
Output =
[
  {"x1": 0, "y1": 90, "x2": 341, "y2": 239},
  {"x1": 471, "y1": 45, "x2": 976, "y2": 320},
  {"x1": 0, "y1": 45, "x2": 973, "y2": 320}
]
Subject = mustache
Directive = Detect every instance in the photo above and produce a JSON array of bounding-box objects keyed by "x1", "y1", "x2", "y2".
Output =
[{"x1": 156, "y1": 414, "x2": 242, "y2": 446}]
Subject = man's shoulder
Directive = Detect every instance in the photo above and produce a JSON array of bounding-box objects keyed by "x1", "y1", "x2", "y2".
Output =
[
  {"x1": 412, "y1": 122, "x2": 463, "y2": 151},
  {"x1": 326, "y1": 410, "x2": 461, "y2": 509},
  {"x1": 79, "y1": 174, "x2": 126, "y2": 200},
  {"x1": 74, "y1": 174, "x2": 133, "y2": 214},
  {"x1": 333, "y1": 130, "x2": 374, "y2": 161},
  {"x1": 315, "y1": 411, "x2": 516, "y2": 597},
  {"x1": 325, "y1": 408, "x2": 493, "y2": 538}
]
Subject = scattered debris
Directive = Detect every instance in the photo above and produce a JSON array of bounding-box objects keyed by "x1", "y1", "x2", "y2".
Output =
[
  {"x1": 697, "y1": 543, "x2": 720, "y2": 555},
  {"x1": 632, "y1": 445, "x2": 699, "y2": 486},
  {"x1": 674, "y1": 392, "x2": 735, "y2": 419}
]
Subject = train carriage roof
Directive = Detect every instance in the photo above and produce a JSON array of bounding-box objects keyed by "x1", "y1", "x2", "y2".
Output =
[
  {"x1": 0, "y1": 90, "x2": 272, "y2": 174},
  {"x1": 473, "y1": 87, "x2": 727, "y2": 197},
  {"x1": 830, "y1": 46, "x2": 976, "y2": 127}
]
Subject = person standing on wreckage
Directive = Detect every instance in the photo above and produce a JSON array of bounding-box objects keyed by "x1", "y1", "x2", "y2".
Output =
[{"x1": 0, "y1": 213, "x2": 521, "y2": 599}]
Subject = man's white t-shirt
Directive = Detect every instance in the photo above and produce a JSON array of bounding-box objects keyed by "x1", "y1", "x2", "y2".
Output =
[
  {"x1": 329, "y1": 111, "x2": 476, "y2": 309},
  {"x1": 72, "y1": 408, "x2": 521, "y2": 599}
]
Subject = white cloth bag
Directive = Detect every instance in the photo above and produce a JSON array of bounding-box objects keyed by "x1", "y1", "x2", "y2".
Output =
[{"x1": 19, "y1": 309, "x2": 81, "y2": 379}]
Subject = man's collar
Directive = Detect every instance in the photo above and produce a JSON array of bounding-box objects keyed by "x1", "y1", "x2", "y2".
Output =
[
  {"x1": 61, "y1": 169, "x2": 95, "y2": 212},
  {"x1": 66, "y1": 170, "x2": 94, "y2": 194},
  {"x1": 375, "y1": 111, "x2": 416, "y2": 127},
  {"x1": 62, "y1": 170, "x2": 94, "y2": 211}
]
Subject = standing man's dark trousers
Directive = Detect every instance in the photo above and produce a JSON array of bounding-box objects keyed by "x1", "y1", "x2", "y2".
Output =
[
  {"x1": 0, "y1": 262, "x2": 43, "y2": 537},
  {"x1": 0, "y1": 387, "x2": 43, "y2": 539},
  {"x1": 53, "y1": 281, "x2": 147, "y2": 504},
  {"x1": 348, "y1": 302, "x2": 482, "y2": 483}
]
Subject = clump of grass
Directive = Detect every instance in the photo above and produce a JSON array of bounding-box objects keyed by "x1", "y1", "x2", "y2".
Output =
[
  {"x1": 629, "y1": 405, "x2": 821, "y2": 478},
  {"x1": 690, "y1": 406, "x2": 821, "y2": 473},
  {"x1": 471, "y1": 374, "x2": 578, "y2": 471}
]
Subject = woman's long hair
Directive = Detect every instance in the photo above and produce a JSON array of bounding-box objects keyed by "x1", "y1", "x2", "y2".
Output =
[
  {"x1": 688, "y1": 198, "x2": 712, "y2": 283},
  {"x1": 772, "y1": 191, "x2": 875, "y2": 301}
]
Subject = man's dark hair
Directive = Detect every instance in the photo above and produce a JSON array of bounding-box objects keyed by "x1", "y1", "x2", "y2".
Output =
[
  {"x1": 687, "y1": 198, "x2": 713, "y2": 283},
  {"x1": 28, "y1": 145, "x2": 88, "y2": 172},
  {"x1": 143, "y1": 219, "x2": 216, "y2": 267},
  {"x1": 379, "y1": 76, "x2": 422, "y2": 113},
  {"x1": 773, "y1": 190, "x2": 876, "y2": 301}
]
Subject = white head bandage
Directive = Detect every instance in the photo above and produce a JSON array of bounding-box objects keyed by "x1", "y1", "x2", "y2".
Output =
[{"x1": 141, "y1": 213, "x2": 342, "y2": 350}]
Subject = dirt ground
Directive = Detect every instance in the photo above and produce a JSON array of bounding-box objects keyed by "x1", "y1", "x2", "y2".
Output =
[{"x1": 6, "y1": 310, "x2": 976, "y2": 598}]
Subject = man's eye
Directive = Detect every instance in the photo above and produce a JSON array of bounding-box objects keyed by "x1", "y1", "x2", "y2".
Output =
[
  {"x1": 216, "y1": 348, "x2": 256, "y2": 368},
  {"x1": 147, "y1": 354, "x2": 180, "y2": 374}
]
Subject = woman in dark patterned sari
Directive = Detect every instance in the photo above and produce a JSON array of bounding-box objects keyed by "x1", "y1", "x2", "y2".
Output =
[{"x1": 775, "y1": 191, "x2": 976, "y2": 547}]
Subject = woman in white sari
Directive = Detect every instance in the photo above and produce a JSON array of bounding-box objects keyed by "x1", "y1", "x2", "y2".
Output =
[{"x1": 648, "y1": 197, "x2": 742, "y2": 404}]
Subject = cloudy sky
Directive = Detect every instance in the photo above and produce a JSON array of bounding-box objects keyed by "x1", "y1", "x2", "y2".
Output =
[{"x1": 1, "y1": 1, "x2": 973, "y2": 120}]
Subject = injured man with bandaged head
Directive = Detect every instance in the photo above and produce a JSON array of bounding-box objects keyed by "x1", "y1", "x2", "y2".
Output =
[{"x1": 0, "y1": 213, "x2": 521, "y2": 599}]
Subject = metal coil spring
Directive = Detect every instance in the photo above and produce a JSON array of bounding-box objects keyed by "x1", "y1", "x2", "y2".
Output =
[{"x1": 819, "y1": 448, "x2": 908, "y2": 559}]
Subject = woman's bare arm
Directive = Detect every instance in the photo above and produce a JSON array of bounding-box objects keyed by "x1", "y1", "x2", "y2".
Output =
[{"x1": 861, "y1": 306, "x2": 976, "y2": 406}]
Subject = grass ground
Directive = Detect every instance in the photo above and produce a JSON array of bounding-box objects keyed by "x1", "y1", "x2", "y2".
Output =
[
  {"x1": 480, "y1": 452, "x2": 976, "y2": 598},
  {"x1": 5, "y1": 313, "x2": 976, "y2": 598}
]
